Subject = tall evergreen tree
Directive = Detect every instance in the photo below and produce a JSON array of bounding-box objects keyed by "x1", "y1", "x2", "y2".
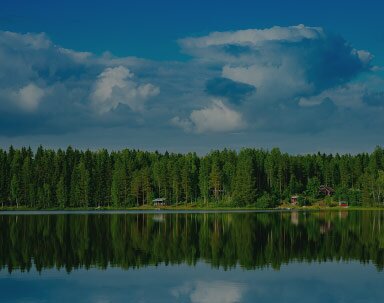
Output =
[
  {"x1": 111, "y1": 157, "x2": 130, "y2": 207},
  {"x1": 10, "y1": 174, "x2": 20, "y2": 208},
  {"x1": 70, "y1": 161, "x2": 90, "y2": 208},
  {"x1": 233, "y1": 150, "x2": 257, "y2": 206},
  {"x1": 56, "y1": 176, "x2": 67, "y2": 208}
]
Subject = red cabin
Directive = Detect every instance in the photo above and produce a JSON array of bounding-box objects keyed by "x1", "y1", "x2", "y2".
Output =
[{"x1": 291, "y1": 196, "x2": 299, "y2": 205}]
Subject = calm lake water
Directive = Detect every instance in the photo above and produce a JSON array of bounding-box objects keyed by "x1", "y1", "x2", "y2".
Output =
[{"x1": 1, "y1": 210, "x2": 384, "y2": 302}]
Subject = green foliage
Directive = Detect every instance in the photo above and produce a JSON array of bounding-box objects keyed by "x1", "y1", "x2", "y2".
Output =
[
  {"x1": 10, "y1": 174, "x2": 19, "y2": 207},
  {"x1": 111, "y1": 157, "x2": 130, "y2": 207},
  {"x1": 334, "y1": 187, "x2": 362, "y2": 206},
  {"x1": 56, "y1": 176, "x2": 67, "y2": 208},
  {"x1": 306, "y1": 177, "x2": 321, "y2": 198},
  {"x1": 255, "y1": 192, "x2": 277, "y2": 208},
  {"x1": 0, "y1": 146, "x2": 384, "y2": 208},
  {"x1": 233, "y1": 150, "x2": 257, "y2": 206},
  {"x1": 297, "y1": 196, "x2": 311, "y2": 206},
  {"x1": 70, "y1": 161, "x2": 90, "y2": 207}
]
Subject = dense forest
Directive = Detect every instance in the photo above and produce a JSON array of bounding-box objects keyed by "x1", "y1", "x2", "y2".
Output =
[
  {"x1": 1, "y1": 211, "x2": 383, "y2": 272},
  {"x1": 1, "y1": 146, "x2": 384, "y2": 208}
]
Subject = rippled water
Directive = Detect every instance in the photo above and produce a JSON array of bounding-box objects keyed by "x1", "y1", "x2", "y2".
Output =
[{"x1": 1, "y1": 210, "x2": 384, "y2": 302}]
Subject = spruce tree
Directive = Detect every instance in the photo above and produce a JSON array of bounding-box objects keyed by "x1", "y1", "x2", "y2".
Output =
[
  {"x1": 10, "y1": 174, "x2": 20, "y2": 208},
  {"x1": 233, "y1": 150, "x2": 257, "y2": 206},
  {"x1": 56, "y1": 176, "x2": 67, "y2": 208}
]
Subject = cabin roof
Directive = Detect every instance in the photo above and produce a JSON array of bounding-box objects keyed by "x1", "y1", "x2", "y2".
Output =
[
  {"x1": 319, "y1": 185, "x2": 335, "y2": 191},
  {"x1": 153, "y1": 198, "x2": 166, "y2": 202}
]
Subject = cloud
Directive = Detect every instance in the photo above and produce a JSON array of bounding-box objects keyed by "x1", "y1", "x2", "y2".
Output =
[
  {"x1": 170, "y1": 116, "x2": 193, "y2": 132},
  {"x1": 0, "y1": 25, "x2": 383, "y2": 150},
  {"x1": 205, "y1": 77, "x2": 255, "y2": 103},
  {"x1": 174, "y1": 24, "x2": 380, "y2": 137},
  {"x1": 363, "y1": 91, "x2": 384, "y2": 107},
  {"x1": 181, "y1": 24, "x2": 372, "y2": 103},
  {"x1": 299, "y1": 84, "x2": 365, "y2": 108},
  {"x1": 171, "y1": 281, "x2": 245, "y2": 303},
  {"x1": 16, "y1": 83, "x2": 45, "y2": 111},
  {"x1": 180, "y1": 24, "x2": 324, "y2": 54},
  {"x1": 172, "y1": 99, "x2": 245, "y2": 133},
  {"x1": 0, "y1": 30, "x2": 160, "y2": 135},
  {"x1": 0, "y1": 31, "x2": 51, "y2": 50},
  {"x1": 58, "y1": 47, "x2": 92, "y2": 63},
  {"x1": 90, "y1": 66, "x2": 159, "y2": 113}
]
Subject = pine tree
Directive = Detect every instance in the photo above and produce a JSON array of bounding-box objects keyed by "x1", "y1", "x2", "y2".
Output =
[
  {"x1": 56, "y1": 176, "x2": 67, "y2": 208},
  {"x1": 10, "y1": 174, "x2": 20, "y2": 208},
  {"x1": 306, "y1": 177, "x2": 320, "y2": 198},
  {"x1": 0, "y1": 150, "x2": 9, "y2": 207},
  {"x1": 361, "y1": 173, "x2": 373, "y2": 206},
  {"x1": 170, "y1": 160, "x2": 181, "y2": 204},
  {"x1": 21, "y1": 156, "x2": 33, "y2": 206},
  {"x1": 181, "y1": 158, "x2": 192, "y2": 203},
  {"x1": 141, "y1": 167, "x2": 152, "y2": 205},
  {"x1": 131, "y1": 170, "x2": 142, "y2": 206},
  {"x1": 210, "y1": 161, "x2": 222, "y2": 200},
  {"x1": 111, "y1": 157, "x2": 129, "y2": 207},
  {"x1": 199, "y1": 157, "x2": 210, "y2": 204},
  {"x1": 70, "y1": 161, "x2": 90, "y2": 208},
  {"x1": 233, "y1": 150, "x2": 257, "y2": 206}
]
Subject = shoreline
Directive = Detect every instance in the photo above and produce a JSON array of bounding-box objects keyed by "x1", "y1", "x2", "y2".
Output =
[{"x1": 1, "y1": 205, "x2": 384, "y2": 213}]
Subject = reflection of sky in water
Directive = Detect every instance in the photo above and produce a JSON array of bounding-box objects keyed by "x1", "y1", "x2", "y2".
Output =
[{"x1": 1, "y1": 261, "x2": 383, "y2": 303}]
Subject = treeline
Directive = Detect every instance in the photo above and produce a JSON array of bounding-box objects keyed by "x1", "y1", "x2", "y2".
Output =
[
  {"x1": 1, "y1": 146, "x2": 384, "y2": 208},
  {"x1": 1, "y1": 212, "x2": 384, "y2": 272}
]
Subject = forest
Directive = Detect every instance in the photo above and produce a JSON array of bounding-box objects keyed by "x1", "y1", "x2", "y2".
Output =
[{"x1": 1, "y1": 146, "x2": 384, "y2": 208}]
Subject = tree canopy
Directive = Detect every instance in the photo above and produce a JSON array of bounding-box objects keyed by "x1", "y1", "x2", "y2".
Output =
[{"x1": 1, "y1": 146, "x2": 384, "y2": 207}]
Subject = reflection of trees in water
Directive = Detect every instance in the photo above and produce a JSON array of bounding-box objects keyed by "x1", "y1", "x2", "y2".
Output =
[{"x1": 0, "y1": 211, "x2": 384, "y2": 273}]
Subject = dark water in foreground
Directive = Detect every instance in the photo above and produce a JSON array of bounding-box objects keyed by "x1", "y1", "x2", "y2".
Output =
[{"x1": 1, "y1": 210, "x2": 384, "y2": 302}]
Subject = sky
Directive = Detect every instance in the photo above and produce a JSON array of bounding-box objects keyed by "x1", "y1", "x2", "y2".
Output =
[{"x1": 1, "y1": 0, "x2": 384, "y2": 154}]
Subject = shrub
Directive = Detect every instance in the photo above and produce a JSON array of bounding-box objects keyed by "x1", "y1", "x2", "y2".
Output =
[
  {"x1": 256, "y1": 192, "x2": 278, "y2": 208},
  {"x1": 298, "y1": 196, "x2": 311, "y2": 206}
]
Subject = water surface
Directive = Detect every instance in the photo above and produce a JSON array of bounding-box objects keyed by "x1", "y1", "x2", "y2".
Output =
[{"x1": 1, "y1": 210, "x2": 383, "y2": 302}]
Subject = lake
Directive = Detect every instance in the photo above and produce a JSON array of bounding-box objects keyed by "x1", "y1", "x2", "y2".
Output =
[{"x1": 1, "y1": 210, "x2": 384, "y2": 302}]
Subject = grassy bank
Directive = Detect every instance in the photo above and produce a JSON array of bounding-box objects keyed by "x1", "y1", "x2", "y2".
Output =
[{"x1": 1, "y1": 203, "x2": 384, "y2": 212}]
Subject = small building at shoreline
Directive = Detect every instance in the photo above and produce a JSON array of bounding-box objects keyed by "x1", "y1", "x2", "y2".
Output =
[
  {"x1": 153, "y1": 198, "x2": 167, "y2": 206},
  {"x1": 319, "y1": 185, "x2": 335, "y2": 196},
  {"x1": 291, "y1": 196, "x2": 299, "y2": 205}
]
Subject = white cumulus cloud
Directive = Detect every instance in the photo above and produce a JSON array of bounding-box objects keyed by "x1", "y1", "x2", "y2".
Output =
[
  {"x1": 0, "y1": 26, "x2": 382, "y2": 145},
  {"x1": 0, "y1": 31, "x2": 51, "y2": 50},
  {"x1": 16, "y1": 83, "x2": 45, "y2": 111},
  {"x1": 172, "y1": 99, "x2": 245, "y2": 133},
  {"x1": 91, "y1": 66, "x2": 159, "y2": 114},
  {"x1": 179, "y1": 24, "x2": 372, "y2": 107},
  {"x1": 180, "y1": 24, "x2": 324, "y2": 49}
]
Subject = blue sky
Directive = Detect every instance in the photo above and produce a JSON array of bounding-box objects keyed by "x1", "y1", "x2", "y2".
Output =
[
  {"x1": 1, "y1": 0, "x2": 384, "y2": 153},
  {"x1": 2, "y1": 0, "x2": 384, "y2": 63}
]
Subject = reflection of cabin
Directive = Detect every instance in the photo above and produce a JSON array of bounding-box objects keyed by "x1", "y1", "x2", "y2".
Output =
[
  {"x1": 339, "y1": 211, "x2": 348, "y2": 219},
  {"x1": 290, "y1": 196, "x2": 299, "y2": 205},
  {"x1": 319, "y1": 185, "x2": 335, "y2": 196},
  {"x1": 153, "y1": 198, "x2": 167, "y2": 206},
  {"x1": 291, "y1": 211, "x2": 299, "y2": 225},
  {"x1": 320, "y1": 221, "x2": 332, "y2": 234},
  {"x1": 339, "y1": 201, "x2": 348, "y2": 208},
  {"x1": 152, "y1": 214, "x2": 165, "y2": 222}
]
